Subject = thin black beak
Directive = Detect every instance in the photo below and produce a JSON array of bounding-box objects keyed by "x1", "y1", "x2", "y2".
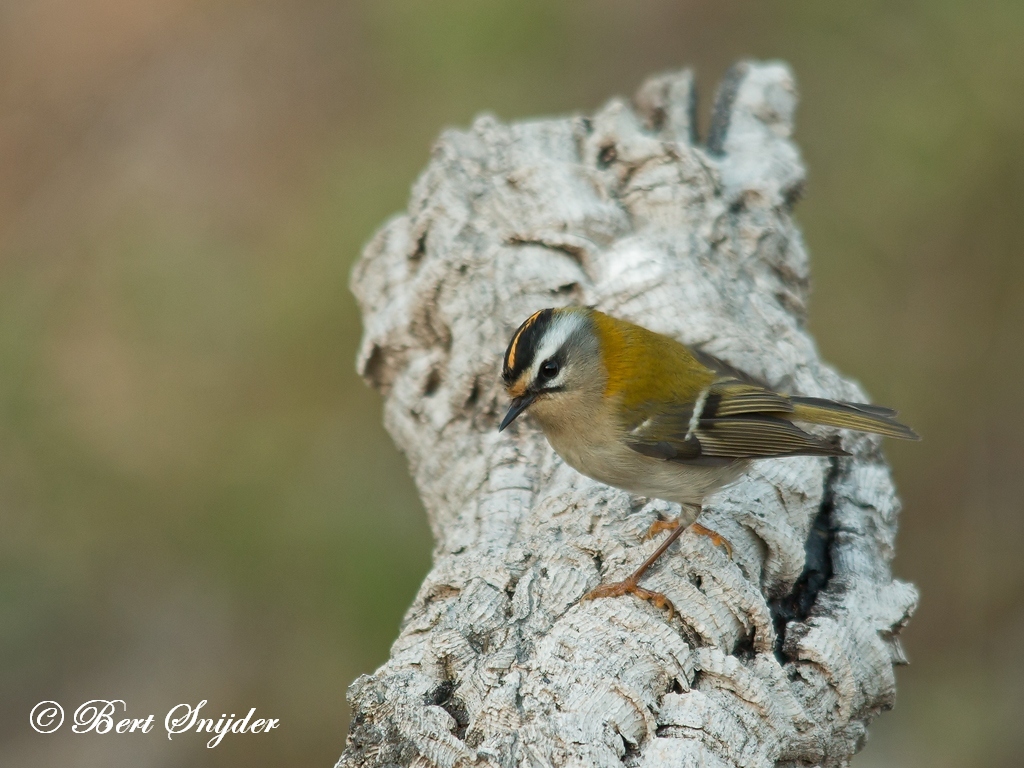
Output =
[{"x1": 498, "y1": 393, "x2": 536, "y2": 432}]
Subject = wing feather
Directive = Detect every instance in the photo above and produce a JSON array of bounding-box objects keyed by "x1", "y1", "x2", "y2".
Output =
[
  {"x1": 624, "y1": 376, "x2": 849, "y2": 463},
  {"x1": 695, "y1": 416, "x2": 846, "y2": 458},
  {"x1": 704, "y1": 380, "x2": 793, "y2": 417}
]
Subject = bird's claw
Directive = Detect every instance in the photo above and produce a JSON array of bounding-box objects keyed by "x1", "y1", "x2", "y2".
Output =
[
  {"x1": 687, "y1": 522, "x2": 733, "y2": 558},
  {"x1": 583, "y1": 578, "x2": 676, "y2": 621},
  {"x1": 644, "y1": 517, "x2": 681, "y2": 540}
]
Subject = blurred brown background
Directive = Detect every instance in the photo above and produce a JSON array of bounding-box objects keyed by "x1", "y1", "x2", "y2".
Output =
[{"x1": 1, "y1": 2, "x2": 1021, "y2": 766}]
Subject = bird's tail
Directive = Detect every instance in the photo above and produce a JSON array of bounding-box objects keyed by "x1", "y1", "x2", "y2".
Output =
[{"x1": 790, "y1": 397, "x2": 920, "y2": 440}]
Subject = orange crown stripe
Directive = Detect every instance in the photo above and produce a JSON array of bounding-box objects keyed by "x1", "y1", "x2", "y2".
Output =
[{"x1": 506, "y1": 309, "x2": 544, "y2": 371}]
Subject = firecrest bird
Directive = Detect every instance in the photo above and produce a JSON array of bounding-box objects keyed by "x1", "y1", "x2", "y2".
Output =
[{"x1": 499, "y1": 306, "x2": 918, "y2": 618}]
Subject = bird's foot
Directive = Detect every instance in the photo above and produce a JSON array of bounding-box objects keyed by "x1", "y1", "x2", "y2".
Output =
[
  {"x1": 644, "y1": 517, "x2": 680, "y2": 540},
  {"x1": 582, "y1": 577, "x2": 676, "y2": 621},
  {"x1": 583, "y1": 518, "x2": 689, "y2": 620},
  {"x1": 687, "y1": 522, "x2": 733, "y2": 558}
]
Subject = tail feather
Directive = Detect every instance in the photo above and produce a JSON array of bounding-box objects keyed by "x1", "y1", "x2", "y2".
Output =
[{"x1": 790, "y1": 397, "x2": 920, "y2": 440}]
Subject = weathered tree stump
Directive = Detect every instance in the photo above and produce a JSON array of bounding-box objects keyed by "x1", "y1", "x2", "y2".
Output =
[{"x1": 341, "y1": 61, "x2": 917, "y2": 768}]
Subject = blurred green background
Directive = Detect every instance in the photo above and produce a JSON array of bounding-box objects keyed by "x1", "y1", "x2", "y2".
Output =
[{"x1": 1, "y1": 1, "x2": 1021, "y2": 766}]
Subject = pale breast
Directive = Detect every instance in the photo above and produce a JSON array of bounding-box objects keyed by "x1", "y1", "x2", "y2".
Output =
[{"x1": 545, "y1": 426, "x2": 748, "y2": 508}]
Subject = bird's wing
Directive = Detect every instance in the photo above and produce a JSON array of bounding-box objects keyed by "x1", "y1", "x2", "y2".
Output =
[{"x1": 624, "y1": 377, "x2": 847, "y2": 464}]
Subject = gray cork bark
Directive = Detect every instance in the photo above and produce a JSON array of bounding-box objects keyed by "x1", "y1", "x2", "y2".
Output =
[{"x1": 340, "y1": 61, "x2": 917, "y2": 768}]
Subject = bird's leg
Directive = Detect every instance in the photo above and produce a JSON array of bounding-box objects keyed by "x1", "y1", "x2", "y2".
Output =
[
  {"x1": 582, "y1": 523, "x2": 687, "y2": 620},
  {"x1": 644, "y1": 506, "x2": 731, "y2": 556},
  {"x1": 584, "y1": 506, "x2": 735, "y2": 618}
]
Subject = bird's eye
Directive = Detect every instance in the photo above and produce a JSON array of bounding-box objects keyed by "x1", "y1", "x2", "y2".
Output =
[{"x1": 539, "y1": 359, "x2": 559, "y2": 380}]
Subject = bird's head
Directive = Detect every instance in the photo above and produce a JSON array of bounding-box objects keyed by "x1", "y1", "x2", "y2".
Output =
[{"x1": 499, "y1": 307, "x2": 603, "y2": 432}]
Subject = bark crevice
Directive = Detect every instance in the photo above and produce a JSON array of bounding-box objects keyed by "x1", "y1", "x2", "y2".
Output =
[{"x1": 768, "y1": 457, "x2": 840, "y2": 657}]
